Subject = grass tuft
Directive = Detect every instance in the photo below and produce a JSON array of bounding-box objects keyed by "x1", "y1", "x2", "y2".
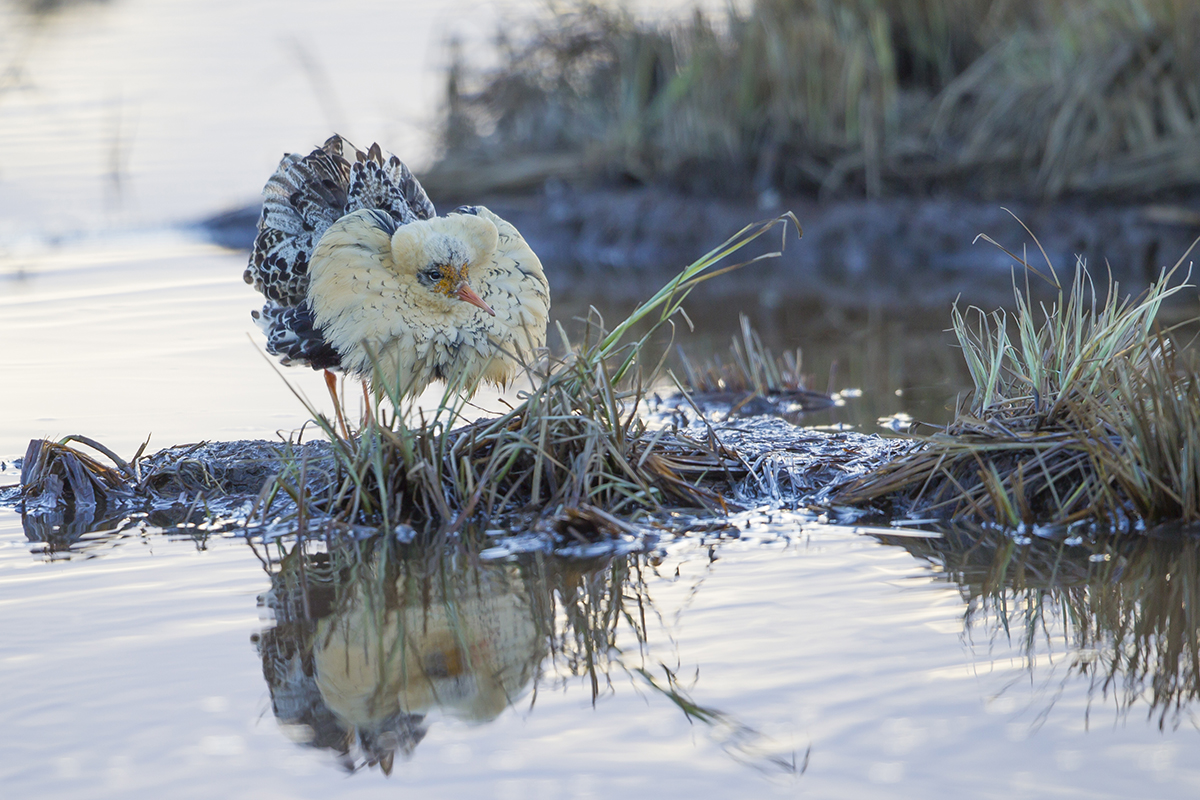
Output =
[
  {"x1": 676, "y1": 312, "x2": 835, "y2": 414},
  {"x1": 832, "y1": 224, "x2": 1200, "y2": 527}
]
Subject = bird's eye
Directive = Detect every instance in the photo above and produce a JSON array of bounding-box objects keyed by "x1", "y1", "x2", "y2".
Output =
[{"x1": 425, "y1": 269, "x2": 444, "y2": 282}]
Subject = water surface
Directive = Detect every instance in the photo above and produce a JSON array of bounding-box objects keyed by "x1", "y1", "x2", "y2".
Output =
[
  {"x1": 4, "y1": 508, "x2": 1200, "y2": 798},
  {"x1": 2, "y1": 1, "x2": 1198, "y2": 797}
]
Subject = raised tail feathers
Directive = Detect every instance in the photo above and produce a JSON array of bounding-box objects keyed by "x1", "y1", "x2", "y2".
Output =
[
  {"x1": 245, "y1": 135, "x2": 438, "y2": 371},
  {"x1": 245, "y1": 135, "x2": 436, "y2": 308}
]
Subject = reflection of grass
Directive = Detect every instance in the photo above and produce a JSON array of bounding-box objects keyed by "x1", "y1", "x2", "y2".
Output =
[
  {"x1": 883, "y1": 525, "x2": 1200, "y2": 728},
  {"x1": 433, "y1": 0, "x2": 1200, "y2": 199},
  {"x1": 260, "y1": 215, "x2": 798, "y2": 531},
  {"x1": 253, "y1": 533, "x2": 797, "y2": 775},
  {"x1": 833, "y1": 230, "x2": 1200, "y2": 527},
  {"x1": 536, "y1": 553, "x2": 639, "y2": 700}
]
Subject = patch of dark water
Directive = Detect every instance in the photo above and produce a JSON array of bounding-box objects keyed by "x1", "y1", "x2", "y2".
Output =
[
  {"x1": 203, "y1": 188, "x2": 1200, "y2": 316},
  {"x1": 556, "y1": 295, "x2": 968, "y2": 432}
]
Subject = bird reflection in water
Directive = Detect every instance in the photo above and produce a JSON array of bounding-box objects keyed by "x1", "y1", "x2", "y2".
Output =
[{"x1": 251, "y1": 536, "x2": 633, "y2": 774}]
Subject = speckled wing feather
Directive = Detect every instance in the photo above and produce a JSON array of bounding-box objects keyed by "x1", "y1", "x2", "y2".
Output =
[
  {"x1": 250, "y1": 303, "x2": 341, "y2": 371},
  {"x1": 345, "y1": 141, "x2": 436, "y2": 225},
  {"x1": 244, "y1": 135, "x2": 436, "y2": 369},
  {"x1": 245, "y1": 136, "x2": 351, "y2": 306}
]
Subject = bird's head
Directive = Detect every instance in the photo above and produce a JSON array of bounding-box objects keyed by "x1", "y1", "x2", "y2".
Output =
[{"x1": 390, "y1": 213, "x2": 499, "y2": 316}]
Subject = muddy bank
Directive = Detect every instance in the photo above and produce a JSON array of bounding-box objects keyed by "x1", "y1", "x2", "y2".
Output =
[
  {"x1": 2, "y1": 418, "x2": 903, "y2": 550},
  {"x1": 201, "y1": 187, "x2": 1200, "y2": 310},
  {"x1": 7, "y1": 438, "x2": 337, "y2": 546}
]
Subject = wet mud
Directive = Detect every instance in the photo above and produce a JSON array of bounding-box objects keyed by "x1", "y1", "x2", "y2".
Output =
[{"x1": 2, "y1": 407, "x2": 904, "y2": 552}]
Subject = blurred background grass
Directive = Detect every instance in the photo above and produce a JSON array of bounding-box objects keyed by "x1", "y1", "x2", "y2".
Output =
[
  {"x1": 4, "y1": 0, "x2": 1200, "y2": 438},
  {"x1": 428, "y1": 0, "x2": 1200, "y2": 201}
]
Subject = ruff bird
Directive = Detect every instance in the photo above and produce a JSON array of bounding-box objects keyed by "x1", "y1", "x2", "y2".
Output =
[{"x1": 244, "y1": 135, "x2": 550, "y2": 403}]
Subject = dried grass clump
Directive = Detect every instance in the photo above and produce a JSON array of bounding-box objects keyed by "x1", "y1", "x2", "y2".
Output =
[
  {"x1": 431, "y1": 0, "x2": 1200, "y2": 199},
  {"x1": 933, "y1": 0, "x2": 1200, "y2": 196},
  {"x1": 833, "y1": 227, "x2": 1200, "y2": 527},
  {"x1": 19, "y1": 436, "x2": 136, "y2": 511},
  {"x1": 260, "y1": 216, "x2": 800, "y2": 531}
]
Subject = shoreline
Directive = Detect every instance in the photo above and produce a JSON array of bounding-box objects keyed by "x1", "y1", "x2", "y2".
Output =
[{"x1": 203, "y1": 186, "x2": 1200, "y2": 311}]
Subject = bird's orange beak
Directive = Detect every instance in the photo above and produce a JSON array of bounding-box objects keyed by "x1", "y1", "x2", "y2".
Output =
[{"x1": 454, "y1": 282, "x2": 496, "y2": 316}]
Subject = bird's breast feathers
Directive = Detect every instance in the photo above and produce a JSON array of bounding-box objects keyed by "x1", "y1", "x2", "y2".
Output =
[{"x1": 306, "y1": 207, "x2": 549, "y2": 393}]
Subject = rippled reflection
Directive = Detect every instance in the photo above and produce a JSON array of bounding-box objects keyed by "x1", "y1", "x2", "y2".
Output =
[
  {"x1": 880, "y1": 526, "x2": 1200, "y2": 728},
  {"x1": 254, "y1": 537, "x2": 634, "y2": 773},
  {"x1": 251, "y1": 534, "x2": 801, "y2": 776},
  {"x1": 19, "y1": 504, "x2": 235, "y2": 559}
]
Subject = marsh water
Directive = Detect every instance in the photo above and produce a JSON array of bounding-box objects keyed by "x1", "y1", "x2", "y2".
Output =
[{"x1": 3, "y1": 1, "x2": 1200, "y2": 797}]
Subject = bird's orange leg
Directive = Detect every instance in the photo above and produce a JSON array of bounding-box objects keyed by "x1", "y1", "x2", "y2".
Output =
[
  {"x1": 360, "y1": 380, "x2": 373, "y2": 429},
  {"x1": 324, "y1": 369, "x2": 351, "y2": 440}
]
